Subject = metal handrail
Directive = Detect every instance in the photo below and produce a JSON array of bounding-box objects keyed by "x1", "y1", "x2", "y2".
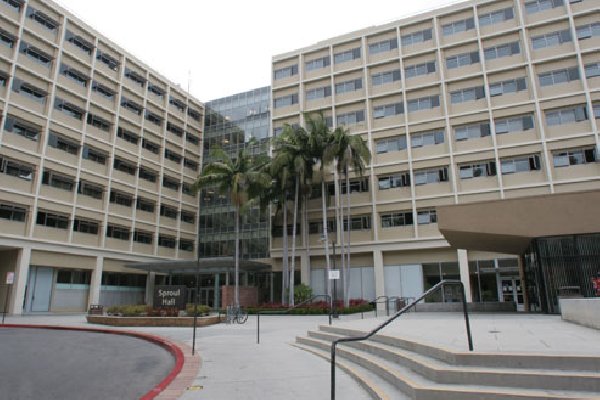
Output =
[
  {"x1": 330, "y1": 280, "x2": 473, "y2": 400},
  {"x1": 371, "y1": 295, "x2": 389, "y2": 317},
  {"x1": 257, "y1": 294, "x2": 332, "y2": 344}
]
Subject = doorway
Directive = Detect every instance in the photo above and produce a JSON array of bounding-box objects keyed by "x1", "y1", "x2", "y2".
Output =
[
  {"x1": 501, "y1": 277, "x2": 524, "y2": 312},
  {"x1": 25, "y1": 267, "x2": 54, "y2": 312}
]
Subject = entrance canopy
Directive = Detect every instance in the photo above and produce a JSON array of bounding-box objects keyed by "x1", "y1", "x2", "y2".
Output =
[
  {"x1": 126, "y1": 257, "x2": 271, "y2": 275},
  {"x1": 436, "y1": 189, "x2": 600, "y2": 255}
]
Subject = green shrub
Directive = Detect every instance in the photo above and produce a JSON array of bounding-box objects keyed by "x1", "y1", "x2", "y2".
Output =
[
  {"x1": 294, "y1": 284, "x2": 313, "y2": 303},
  {"x1": 106, "y1": 304, "x2": 149, "y2": 316},
  {"x1": 186, "y1": 304, "x2": 211, "y2": 315}
]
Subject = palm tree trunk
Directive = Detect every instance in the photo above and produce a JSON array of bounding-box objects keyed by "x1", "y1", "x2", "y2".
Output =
[
  {"x1": 282, "y1": 192, "x2": 289, "y2": 305},
  {"x1": 235, "y1": 206, "x2": 240, "y2": 307},
  {"x1": 321, "y1": 178, "x2": 331, "y2": 301},
  {"x1": 289, "y1": 177, "x2": 299, "y2": 306},
  {"x1": 335, "y1": 170, "x2": 345, "y2": 309},
  {"x1": 345, "y1": 168, "x2": 351, "y2": 308},
  {"x1": 303, "y1": 193, "x2": 311, "y2": 285}
]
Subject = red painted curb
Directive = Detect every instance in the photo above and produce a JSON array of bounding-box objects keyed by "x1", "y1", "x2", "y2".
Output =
[{"x1": 0, "y1": 324, "x2": 185, "y2": 400}]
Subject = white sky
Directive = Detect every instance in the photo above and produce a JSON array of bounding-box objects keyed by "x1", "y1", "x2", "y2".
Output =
[{"x1": 55, "y1": 0, "x2": 464, "y2": 102}]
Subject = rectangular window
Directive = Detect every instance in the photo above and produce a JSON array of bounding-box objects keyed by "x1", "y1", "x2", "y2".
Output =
[
  {"x1": 333, "y1": 47, "x2": 361, "y2": 64},
  {"x1": 501, "y1": 154, "x2": 541, "y2": 174},
  {"x1": 576, "y1": 23, "x2": 600, "y2": 40},
  {"x1": 495, "y1": 114, "x2": 535, "y2": 134},
  {"x1": 64, "y1": 30, "x2": 93, "y2": 55},
  {"x1": 407, "y1": 95, "x2": 440, "y2": 113},
  {"x1": 446, "y1": 51, "x2": 479, "y2": 70},
  {"x1": 73, "y1": 219, "x2": 99, "y2": 235},
  {"x1": 417, "y1": 209, "x2": 437, "y2": 224},
  {"x1": 594, "y1": 102, "x2": 600, "y2": 119},
  {"x1": 81, "y1": 145, "x2": 106, "y2": 165},
  {"x1": 113, "y1": 158, "x2": 136, "y2": 175},
  {"x1": 483, "y1": 41, "x2": 520, "y2": 60},
  {"x1": 163, "y1": 176, "x2": 180, "y2": 190},
  {"x1": 169, "y1": 97, "x2": 186, "y2": 112},
  {"x1": 136, "y1": 198, "x2": 155, "y2": 212},
  {"x1": 327, "y1": 178, "x2": 369, "y2": 195},
  {"x1": 166, "y1": 121, "x2": 184, "y2": 137},
  {"x1": 184, "y1": 158, "x2": 198, "y2": 171},
  {"x1": 525, "y1": 0, "x2": 563, "y2": 14},
  {"x1": 181, "y1": 211, "x2": 195, "y2": 223},
  {"x1": 0, "y1": 157, "x2": 33, "y2": 181},
  {"x1": 585, "y1": 62, "x2": 600, "y2": 78},
  {"x1": 92, "y1": 81, "x2": 115, "y2": 99},
  {"x1": 455, "y1": 122, "x2": 491, "y2": 141},
  {"x1": 305, "y1": 86, "x2": 331, "y2": 101},
  {"x1": 479, "y1": 7, "x2": 514, "y2": 26},
  {"x1": 77, "y1": 181, "x2": 103, "y2": 199},
  {"x1": 373, "y1": 102, "x2": 404, "y2": 119},
  {"x1": 531, "y1": 29, "x2": 571, "y2": 50},
  {"x1": 186, "y1": 132, "x2": 199, "y2": 145},
  {"x1": 343, "y1": 215, "x2": 371, "y2": 231},
  {"x1": 368, "y1": 37, "x2": 398, "y2": 54},
  {"x1": 2, "y1": 0, "x2": 23, "y2": 12},
  {"x1": 165, "y1": 149, "x2": 182, "y2": 163},
  {"x1": 148, "y1": 84, "x2": 164, "y2": 97},
  {"x1": 188, "y1": 109, "x2": 201, "y2": 122},
  {"x1": 47, "y1": 132, "x2": 78, "y2": 155},
  {"x1": 545, "y1": 105, "x2": 588, "y2": 126},
  {"x1": 142, "y1": 138, "x2": 160, "y2": 154},
  {"x1": 450, "y1": 86, "x2": 485, "y2": 104},
  {"x1": 414, "y1": 167, "x2": 449, "y2": 185},
  {"x1": 381, "y1": 211, "x2": 413, "y2": 228},
  {"x1": 134, "y1": 230, "x2": 153, "y2": 244},
  {"x1": 372, "y1": 69, "x2": 401, "y2": 86},
  {"x1": 86, "y1": 113, "x2": 111, "y2": 131},
  {"x1": 336, "y1": 110, "x2": 365, "y2": 126},
  {"x1": 335, "y1": 78, "x2": 362, "y2": 94},
  {"x1": 12, "y1": 78, "x2": 47, "y2": 103},
  {"x1": 273, "y1": 93, "x2": 299, "y2": 108},
  {"x1": 553, "y1": 147, "x2": 596, "y2": 167},
  {"x1": 42, "y1": 170, "x2": 74, "y2": 191},
  {"x1": 0, "y1": 71, "x2": 7, "y2": 87},
  {"x1": 305, "y1": 56, "x2": 330, "y2": 71},
  {"x1": 145, "y1": 111, "x2": 163, "y2": 126},
  {"x1": 411, "y1": 129, "x2": 445, "y2": 148},
  {"x1": 109, "y1": 190, "x2": 133, "y2": 207},
  {"x1": 489, "y1": 77, "x2": 527, "y2": 96},
  {"x1": 179, "y1": 240, "x2": 194, "y2": 252},
  {"x1": 96, "y1": 50, "x2": 119, "y2": 71},
  {"x1": 401, "y1": 28, "x2": 432, "y2": 46},
  {"x1": 106, "y1": 225, "x2": 130, "y2": 240},
  {"x1": 273, "y1": 64, "x2": 298, "y2": 80},
  {"x1": 120, "y1": 97, "x2": 143, "y2": 115},
  {"x1": 0, "y1": 29, "x2": 16, "y2": 48},
  {"x1": 4, "y1": 115, "x2": 39, "y2": 141},
  {"x1": 459, "y1": 161, "x2": 497, "y2": 178},
  {"x1": 59, "y1": 63, "x2": 88, "y2": 87},
  {"x1": 158, "y1": 235, "x2": 176, "y2": 249},
  {"x1": 117, "y1": 127, "x2": 139, "y2": 144},
  {"x1": 19, "y1": 41, "x2": 52, "y2": 67},
  {"x1": 539, "y1": 66, "x2": 579, "y2": 86},
  {"x1": 138, "y1": 167, "x2": 156, "y2": 182},
  {"x1": 54, "y1": 97, "x2": 83, "y2": 120},
  {"x1": 404, "y1": 61, "x2": 436, "y2": 79},
  {"x1": 160, "y1": 204, "x2": 178, "y2": 219},
  {"x1": 0, "y1": 203, "x2": 26, "y2": 222},
  {"x1": 442, "y1": 17, "x2": 475, "y2": 36},
  {"x1": 36, "y1": 211, "x2": 69, "y2": 229},
  {"x1": 378, "y1": 172, "x2": 411, "y2": 190},
  {"x1": 124, "y1": 68, "x2": 145, "y2": 87}
]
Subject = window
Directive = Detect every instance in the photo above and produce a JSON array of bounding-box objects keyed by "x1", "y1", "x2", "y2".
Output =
[
  {"x1": 417, "y1": 209, "x2": 437, "y2": 224},
  {"x1": 414, "y1": 167, "x2": 449, "y2": 185},
  {"x1": 446, "y1": 51, "x2": 480, "y2": 70},
  {"x1": 54, "y1": 97, "x2": 83, "y2": 120},
  {"x1": 159, "y1": 235, "x2": 176, "y2": 249},
  {"x1": 479, "y1": 7, "x2": 514, "y2": 26},
  {"x1": 60, "y1": 63, "x2": 88, "y2": 87},
  {"x1": 381, "y1": 211, "x2": 413, "y2": 228},
  {"x1": 179, "y1": 240, "x2": 194, "y2": 252},
  {"x1": 333, "y1": 47, "x2": 361, "y2": 64},
  {"x1": 113, "y1": 158, "x2": 136, "y2": 175},
  {"x1": 64, "y1": 30, "x2": 93, "y2": 55},
  {"x1": 124, "y1": 68, "x2": 145, "y2": 87},
  {"x1": 87, "y1": 113, "x2": 111, "y2": 131},
  {"x1": 545, "y1": 105, "x2": 588, "y2": 126},
  {"x1": 188, "y1": 108, "x2": 201, "y2": 122},
  {"x1": 92, "y1": 81, "x2": 115, "y2": 99},
  {"x1": 595, "y1": 102, "x2": 600, "y2": 119},
  {"x1": 57, "y1": 269, "x2": 91, "y2": 285},
  {"x1": 305, "y1": 56, "x2": 330, "y2": 72},
  {"x1": 19, "y1": 41, "x2": 52, "y2": 67},
  {"x1": 169, "y1": 97, "x2": 186, "y2": 111},
  {"x1": 404, "y1": 61, "x2": 436, "y2": 79},
  {"x1": 401, "y1": 28, "x2": 432, "y2": 46},
  {"x1": 138, "y1": 167, "x2": 156, "y2": 182},
  {"x1": 273, "y1": 64, "x2": 298, "y2": 80},
  {"x1": 134, "y1": 230, "x2": 153, "y2": 244},
  {"x1": 553, "y1": 147, "x2": 596, "y2": 167},
  {"x1": 484, "y1": 41, "x2": 520, "y2": 60},
  {"x1": 407, "y1": 95, "x2": 440, "y2": 113},
  {"x1": 0, "y1": 157, "x2": 33, "y2": 181},
  {"x1": 120, "y1": 97, "x2": 142, "y2": 115},
  {"x1": 42, "y1": 170, "x2": 74, "y2": 191},
  {"x1": 0, "y1": 29, "x2": 15, "y2": 48},
  {"x1": 109, "y1": 190, "x2": 133, "y2": 207},
  {"x1": 585, "y1": 62, "x2": 600, "y2": 78},
  {"x1": 378, "y1": 172, "x2": 411, "y2": 189},
  {"x1": 525, "y1": 0, "x2": 563, "y2": 14},
  {"x1": 106, "y1": 225, "x2": 130, "y2": 240},
  {"x1": 442, "y1": 18, "x2": 475, "y2": 36},
  {"x1": 182, "y1": 182, "x2": 195, "y2": 196},
  {"x1": 12, "y1": 78, "x2": 47, "y2": 103},
  {"x1": 2, "y1": 0, "x2": 23, "y2": 12},
  {"x1": 184, "y1": 158, "x2": 199, "y2": 171},
  {"x1": 0, "y1": 71, "x2": 7, "y2": 87},
  {"x1": 372, "y1": 69, "x2": 401, "y2": 86},
  {"x1": 343, "y1": 215, "x2": 371, "y2": 231},
  {"x1": 36, "y1": 211, "x2": 69, "y2": 229},
  {"x1": 186, "y1": 132, "x2": 199, "y2": 145},
  {"x1": 489, "y1": 77, "x2": 527, "y2": 96},
  {"x1": 335, "y1": 78, "x2": 362, "y2": 94},
  {"x1": 163, "y1": 176, "x2": 180, "y2": 190},
  {"x1": 160, "y1": 204, "x2": 178, "y2": 219},
  {"x1": 450, "y1": 86, "x2": 485, "y2": 104},
  {"x1": 305, "y1": 86, "x2": 331, "y2": 101},
  {"x1": 96, "y1": 50, "x2": 119, "y2": 71},
  {"x1": 136, "y1": 198, "x2": 155, "y2": 213},
  {"x1": 80, "y1": 145, "x2": 106, "y2": 165},
  {"x1": 411, "y1": 129, "x2": 445, "y2": 148},
  {"x1": 369, "y1": 37, "x2": 398, "y2": 54},
  {"x1": 336, "y1": 110, "x2": 365, "y2": 126},
  {"x1": 495, "y1": 114, "x2": 535, "y2": 134},
  {"x1": 326, "y1": 178, "x2": 369, "y2": 195},
  {"x1": 459, "y1": 161, "x2": 497, "y2": 178},
  {"x1": 73, "y1": 219, "x2": 99, "y2": 235},
  {"x1": 145, "y1": 111, "x2": 163, "y2": 126},
  {"x1": 0, "y1": 203, "x2": 26, "y2": 222},
  {"x1": 166, "y1": 121, "x2": 183, "y2": 137},
  {"x1": 308, "y1": 220, "x2": 336, "y2": 235},
  {"x1": 539, "y1": 67, "x2": 580, "y2": 87},
  {"x1": 77, "y1": 181, "x2": 103, "y2": 199},
  {"x1": 501, "y1": 154, "x2": 541, "y2": 174},
  {"x1": 148, "y1": 84, "x2": 164, "y2": 97},
  {"x1": 273, "y1": 93, "x2": 298, "y2": 108},
  {"x1": 576, "y1": 23, "x2": 600, "y2": 40},
  {"x1": 455, "y1": 122, "x2": 491, "y2": 141},
  {"x1": 142, "y1": 138, "x2": 160, "y2": 154},
  {"x1": 181, "y1": 211, "x2": 195, "y2": 223},
  {"x1": 4, "y1": 115, "x2": 39, "y2": 141},
  {"x1": 165, "y1": 149, "x2": 182, "y2": 164},
  {"x1": 373, "y1": 102, "x2": 404, "y2": 119},
  {"x1": 531, "y1": 29, "x2": 571, "y2": 50},
  {"x1": 47, "y1": 132, "x2": 78, "y2": 155},
  {"x1": 117, "y1": 127, "x2": 139, "y2": 144}
]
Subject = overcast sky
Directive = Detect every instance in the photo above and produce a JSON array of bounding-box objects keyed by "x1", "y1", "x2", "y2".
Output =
[{"x1": 55, "y1": 0, "x2": 464, "y2": 102}]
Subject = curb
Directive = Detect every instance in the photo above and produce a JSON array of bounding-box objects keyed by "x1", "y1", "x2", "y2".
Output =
[{"x1": 0, "y1": 324, "x2": 185, "y2": 400}]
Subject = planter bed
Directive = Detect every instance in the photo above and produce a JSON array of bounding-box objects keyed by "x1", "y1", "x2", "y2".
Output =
[{"x1": 87, "y1": 314, "x2": 224, "y2": 327}]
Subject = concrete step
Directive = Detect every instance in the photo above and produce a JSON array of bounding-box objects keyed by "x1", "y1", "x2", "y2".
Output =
[
  {"x1": 307, "y1": 329, "x2": 600, "y2": 392},
  {"x1": 297, "y1": 334, "x2": 600, "y2": 400}
]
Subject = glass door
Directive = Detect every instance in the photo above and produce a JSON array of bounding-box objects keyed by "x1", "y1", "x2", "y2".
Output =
[{"x1": 501, "y1": 277, "x2": 524, "y2": 311}]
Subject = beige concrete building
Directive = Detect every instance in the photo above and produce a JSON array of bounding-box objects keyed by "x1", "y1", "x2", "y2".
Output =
[
  {"x1": 271, "y1": 0, "x2": 599, "y2": 310},
  {"x1": 0, "y1": 0, "x2": 204, "y2": 313}
]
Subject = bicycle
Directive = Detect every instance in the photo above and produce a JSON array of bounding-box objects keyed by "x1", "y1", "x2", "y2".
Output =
[{"x1": 225, "y1": 305, "x2": 248, "y2": 324}]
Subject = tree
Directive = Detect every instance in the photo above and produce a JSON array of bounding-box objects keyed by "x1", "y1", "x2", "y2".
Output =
[{"x1": 194, "y1": 143, "x2": 271, "y2": 307}]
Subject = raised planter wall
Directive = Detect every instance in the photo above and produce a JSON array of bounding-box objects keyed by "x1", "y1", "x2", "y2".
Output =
[
  {"x1": 86, "y1": 315, "x2": 223, "y2": 327},
  {"x1": 560, "y1": 298, "x2": 600, "y2": 330},
  {"x1": 412, "y1": 302, "x2": 516, "y2": 313}
]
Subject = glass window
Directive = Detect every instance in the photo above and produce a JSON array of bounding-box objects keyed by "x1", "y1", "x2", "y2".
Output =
[
  {"x1": 479, "y1": 7, "x2": 514, "y2": 26},
  {"x1": 442, "y1": 18, "x2": 475, "y2": 36},
  {"x1": 404, "y1": 61, "x2": 436, "y2": 79},
  {"x1": 305, "y1": 56, "x2": 330, "y2": 72},
  {"x1": 501, "y1": 154, "x2": 540, "y2": 174},
  {"x1": 401, "y1": 28, "x2": 432, "y2": 46},
  {"x1": 369, "y1": 37, "x2": 398, "y2": 54},
  {"x1": 545, "y1": 105, "x2": 588, "y2": 126},
  {"x1": 376, "y1": 136, "x2": 407, "y2": 154},
  {"x1": 407, "y1": 95, "x2": 440, "y2": 112},
  {"x1": 335, "y1": 78, "x2": 362, "y2": 94},
  {"x1": 373, "y1": 102, "x2": 404, "y2": 119},
  {"x1": 553, "y1": 147, "x2": 596, "y2": 167},
  {"x1": 525, "y1": 0, "x2": 563, "y2": 14},
  {"x1": 333, "y1": 47, "x2": 361, "y2": 64},
  {"x1": 411, "y1": 129, "x2": 444, "y2": 148},
  {"x1": 446, "y1": 51, "x2": 479, "y2": 70}
]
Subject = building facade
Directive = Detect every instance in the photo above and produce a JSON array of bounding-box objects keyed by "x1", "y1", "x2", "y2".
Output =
[
  {"x1": 271, "y1": 0, "x2": 599, "y2": 309},
  {"x1": 0, "y1": 0, "x2": 204, "y2": 313}
]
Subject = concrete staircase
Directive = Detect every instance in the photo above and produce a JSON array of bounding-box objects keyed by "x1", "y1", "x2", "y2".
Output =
[{"x1": 295, "y1": 325, "x2": 600, "y2": 400}]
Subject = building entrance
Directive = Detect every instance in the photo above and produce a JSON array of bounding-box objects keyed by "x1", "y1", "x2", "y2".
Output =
[
  {"x1": 25, "y1": 267, "x2": 53, "y2": 312},
  {"x1": 501, "y1": 277, "x2": 524, "y2": 311}
]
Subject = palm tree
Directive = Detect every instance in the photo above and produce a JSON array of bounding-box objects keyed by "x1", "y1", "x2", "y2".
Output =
[{"x1": 194, "y1": 143, "x2": 271, "y2": 307}]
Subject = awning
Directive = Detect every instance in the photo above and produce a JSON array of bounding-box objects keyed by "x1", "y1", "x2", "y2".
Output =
[{"x1": 126, "y1": 257, "x2": 271, "y2": 275}]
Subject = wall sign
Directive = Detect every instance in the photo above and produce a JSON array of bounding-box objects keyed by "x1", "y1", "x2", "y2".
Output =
[{"x1": 154, "y1": 285, "x2": 187, "y2": 309}]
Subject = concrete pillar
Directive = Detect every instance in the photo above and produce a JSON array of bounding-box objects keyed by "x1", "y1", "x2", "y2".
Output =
[
  {"x1": 300, "y1": 253, "x2": 310, "y2": 285},
  {"x1": 10, "y1": 246, "x2": 31, "y2": 315},
  {"x1": 145, "y1": 272, "x2": 156, "y2": 307},
  {"x1": 518, "y1": 255, "x2": 529, "y2": 312},
  {"x1": 457, "y1": 249, "x2": 472, "y2": 302},
  {"x1": 213, "y1": 273, "x2": 220, "y2": 309},
  {"x1": 373, "y1": 249, "x2": 385, "y2": 312},
  {"x1": 87, "y1": 256, "x2": 103, "y2": 309}
]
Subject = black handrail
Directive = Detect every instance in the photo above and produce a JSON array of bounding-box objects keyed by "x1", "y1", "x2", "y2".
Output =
[
  {"x1": 330, "y1": 280, "x2": 473, "y2": 400},
  {"x1": 257, "y1": 294, "x2": 332, "y2": 344}
]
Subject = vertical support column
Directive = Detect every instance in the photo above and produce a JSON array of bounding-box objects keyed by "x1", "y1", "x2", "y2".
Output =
[
  {"x1": 457, "y1": 249, "x2": 472, "y2": 303},
  {"x1": 10, "y1": 247, "x2": 31, "y2": 315},
  {"x1": 373, "y1": 249, "x2": 385, "y2": 312},
  {"x1": 518, "y1": 255, "x2": 529, "y2": 312},
  {"x1": 87, "y1": 256, "x2": 104, "y2": 308},
  {"x1": 214, "y1": 273, "x2": 220, "y2": 309},
  {"x1": 145, "y1": 272, "x2": 156, "y2": 307},
  {"x1": 300, "y1": 253, "x2": 310, "y2": 285}
]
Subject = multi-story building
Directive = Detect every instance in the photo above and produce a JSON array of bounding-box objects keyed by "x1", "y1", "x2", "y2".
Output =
[
  {"x1": 0, "y1": 0, "x2": 204, "y2": 313},
  {"x1": 271, "y1": 0, "x2": 599, "y2": 311}
]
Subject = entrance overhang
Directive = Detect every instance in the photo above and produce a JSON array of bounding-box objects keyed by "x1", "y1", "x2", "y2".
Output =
[{"x1": 126, "y1": 257, "x2": 271, "y2": 275}]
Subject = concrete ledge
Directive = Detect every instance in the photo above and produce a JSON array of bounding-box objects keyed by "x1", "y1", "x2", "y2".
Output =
[
  {"x1": 560, "y1": 298, "x2": 600, "y2": 330},
  {"x1": 412, "y1": 302, "x2": 516, "y2": 313},
  {"x1": 87, "y1": 314, "x2": 223, "y2": 327}
]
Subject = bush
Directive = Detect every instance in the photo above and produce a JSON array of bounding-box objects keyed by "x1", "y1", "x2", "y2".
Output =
[
  {"x1": 186, "y1": 304, "x2": 211, "y2": 315},
  {"x1": 294, "y1": 284, "x2": 312, "y2": 303},
  {"x1": 106, "y1": 304, "x2": 149, "y2": 316}
]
